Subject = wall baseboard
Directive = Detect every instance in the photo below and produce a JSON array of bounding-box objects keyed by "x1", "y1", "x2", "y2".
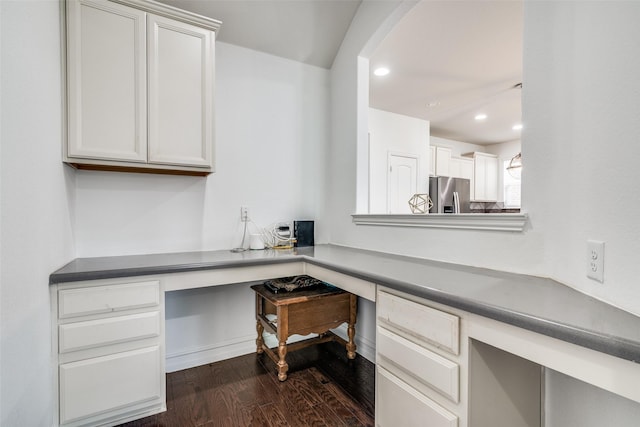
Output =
[
  {"x1": 166, "y1": 326, "x2": 376, "y2": 372},
  {"x1": 165, "y1": 335, "x2": 256, "y2": 372},
  {"x1": 262, "y1": 325, "x2": 376, "y2": 362},
  {"x1": 333, "y1": 324, "x2": 376, "y2": 363}
]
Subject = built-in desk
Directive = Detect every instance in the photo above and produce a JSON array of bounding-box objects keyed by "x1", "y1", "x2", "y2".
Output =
[{"x1": 50, "y1": 244, "x2": 640, "y2": 427}]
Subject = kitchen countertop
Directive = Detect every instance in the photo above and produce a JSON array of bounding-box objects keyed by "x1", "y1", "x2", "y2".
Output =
[{"x1": 50, "y1": 244, "x2": 640, "y2": 364}]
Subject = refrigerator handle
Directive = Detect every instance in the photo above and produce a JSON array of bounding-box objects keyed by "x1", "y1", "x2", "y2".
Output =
[{"x1": 453, "y1": 192, "x2": 460, "y2": 214}]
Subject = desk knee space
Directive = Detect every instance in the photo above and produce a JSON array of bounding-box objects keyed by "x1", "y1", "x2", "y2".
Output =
[{"x1": 251, "y1": 284, "x2": 357, "y2": 381}]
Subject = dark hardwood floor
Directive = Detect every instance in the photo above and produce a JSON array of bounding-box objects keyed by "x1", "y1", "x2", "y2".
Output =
[{"x1": 118, "y1": 341, "x2": 375, "y2": 427}]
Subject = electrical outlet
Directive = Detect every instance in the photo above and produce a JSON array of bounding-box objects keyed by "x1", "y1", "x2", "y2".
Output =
[
  {"x1": 587, "y1": 240, "x2": 604, "y2": 282},
  {"x1": 240, "y1": 206, "x2": 249, "y2": 222}
]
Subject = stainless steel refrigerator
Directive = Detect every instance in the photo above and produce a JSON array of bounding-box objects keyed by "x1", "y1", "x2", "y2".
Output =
[{"x1": 429, "y1": 177, "x2": 471, "y2": 213}]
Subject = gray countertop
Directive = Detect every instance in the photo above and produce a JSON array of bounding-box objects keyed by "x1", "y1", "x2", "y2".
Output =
[{"x1": 50, "y1": 244, "x2": 640, "y2": 364}]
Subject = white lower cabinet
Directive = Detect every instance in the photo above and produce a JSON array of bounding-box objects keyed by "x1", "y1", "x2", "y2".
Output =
[
  {"x1": 377, "y1": 366, "x2": 458, "y2": 427},
  {"x1": 59, "y1": 311, "x2": 160, "y2": 353},
  {"x1": 377, "y1": 327, "x2": 459, "y2": 402},
  {"x1": 376, "y1": 289, "x2": 465, "y2": 426},
  {"x1": 59, "y1": 346, "x2": 162, "y2": 424},
  {"x1": 376, "y1": 288, "x2": 544, "y2": 427},
  {"x1": 52, "y1": 279, "x2": 165, "y2": 427}
]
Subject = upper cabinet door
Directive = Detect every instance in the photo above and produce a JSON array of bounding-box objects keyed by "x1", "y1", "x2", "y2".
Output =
[
  {"x1": 434, "y1": 146, "x2": 451, "y2": 177},
  {"x1": 147, "y1": 15, "x2": 214, "y2": 168},
  {"x1": 472, "y1": 153, "x2": 498, "y2": 202},
  {"x1": 66, "y1": 0, "x2": 147, "y2": 162}
]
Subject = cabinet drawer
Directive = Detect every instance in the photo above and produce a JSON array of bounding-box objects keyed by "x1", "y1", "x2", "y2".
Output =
[
  {"x1": 378, "y1": 326, "x2": 459, "y2": 402},
  {"x1": 377, "y1": 291, "x2": 459, "y2": 355},
  {"x1": 377, "y1": 366, "x2": 458, "y2": 427},
  {"x1": 59, "y1": 281, "x2": 160, "y2": 319},
  {"x1": 59, "y1": 346, "x2": 161, "y2": 424},
  {"x1": 59, "y1": 311, "x2": 160, "y2": 353}
]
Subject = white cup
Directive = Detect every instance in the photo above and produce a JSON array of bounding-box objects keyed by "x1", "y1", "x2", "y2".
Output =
[{"x1": 249, "y1": 234, "x2": 265, "y2": 250}]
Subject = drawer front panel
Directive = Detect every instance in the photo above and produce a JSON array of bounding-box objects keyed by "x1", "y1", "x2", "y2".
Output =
[
  {"x1": 377, "y1": 367, "x2": 458, "y2": 427},
  {"x1": 377, "y1": 291, "x2": 459, "y2": 355},
  {"x1": 59, "y1": 281, "x2": 160, "y2": 319},
  {"x1": 378, "y1": 326, "x2": 459, "y2": 402},
  {"x1": 59, "y1": 311, "x2": 160, "y2": 353},
  {"x1": 59, "y1": 346, "x2": 161, "y2": 424}
]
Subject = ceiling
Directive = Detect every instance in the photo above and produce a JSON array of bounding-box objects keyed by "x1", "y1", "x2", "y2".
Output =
[
  {"x1": 155, "y1": 0, "x2": 522, "y2": 145},
  {"x1": 154, "y1": 0, "x2": 362, "y2": 69},
  {"x1": 369, "y1": 1, "x2": 523, "y2": 145}
]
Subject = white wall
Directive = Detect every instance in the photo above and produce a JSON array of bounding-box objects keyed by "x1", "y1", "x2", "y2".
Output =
[
  {"x1": 0, "y1": 1, "x2": 76, "y2": 426},
  {"x1": 164, "y1": 282, "x2": 258, "y2": 371},
  {"x1": 328, "y1": 0, "x2": 640, "y2": 425},
  {"x1": 332, "y1": 0, "x2": 640, "y2": 316},
  {"x1": 545, "y1": 369, "x2": 640, "y2": 427},
  {"x1": 524, "y1": 2, "x2": 640, "y2": 422},
  {"x1": 368, "y1": 108, "x2": 429, "y2": 213},
  {"x1": 524, "y1": 0, "x2": 640, "y2": 315},
  {"x1": 430, "y1": 135, "x2": 483, "y2": 158},
  {"x1": 75, "y1": 41, "x2": 329, "y2": 257},
  {"x1": 484, "y1": 139, "x2": 520, "y2": 160},
  {"x1": 329, "y1": 0, "x2": 546, "y2": 283}
]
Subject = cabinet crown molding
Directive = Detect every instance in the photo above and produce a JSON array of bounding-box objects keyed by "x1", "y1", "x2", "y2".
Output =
[{"x1": 111, "y1": 0, "x2": 222, "y2": 31}]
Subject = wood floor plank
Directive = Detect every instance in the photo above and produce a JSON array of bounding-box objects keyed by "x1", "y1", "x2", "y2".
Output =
[
  {"x1": 163, "y1": 370, "x2": 198, "y2": 427},
  {"x1": 307, "y1": 365, "x2": 374, "y2": 427},
  {"x1": 117, "y1": 342, "x2": 374, "y2": 427},
  {"x1": 304, "y1": 368, "x2": 362, "y2": 426}
]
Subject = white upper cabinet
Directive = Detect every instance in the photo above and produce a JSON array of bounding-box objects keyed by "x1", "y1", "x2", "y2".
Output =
[
  {"x1": 434, "y1": 146, "x2": 452, "y2": 177},
  {"x1": 429, "y1": 146, "x2": 436, "y2": 176},
  {"x1": 147, "y1": 15, "x2": 213, "y2": 168},
  {"x1": 449, "y1": 157, "x2": 473, "y2": 181},
  {"x1": 65, "y1": 0, "x2": 221, "y2": 175},
  {"x1": 466, "y1": 152, "x2": 498, "y2": 202},
  {"x1": 66, "y1": 0, "x2": 147, "y2": 163}
]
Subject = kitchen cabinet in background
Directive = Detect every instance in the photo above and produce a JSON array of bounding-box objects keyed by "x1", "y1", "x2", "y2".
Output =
[
  {"x1": 432, "y1": 146, "x2": 452, "y2": 177},
  {"x1": 430, "y1": 146, "x2": 498, "y2": 202},
  {"x1": 64, "y1": 0, "x2": 220, "y2": 176},
  {"x1": 464, "y1": 152, "x2": 498, "y2": 202},
  {"x1": 430, "y1": 146, "x2": 473, "y2": 181},
  {"x1": 449, "y1": 157, "x2": 473, "y2": 182}
]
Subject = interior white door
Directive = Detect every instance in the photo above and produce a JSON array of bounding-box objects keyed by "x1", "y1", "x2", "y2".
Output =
[{"x1": 387, "y1": 153, "x2": 418, "y2": 214}]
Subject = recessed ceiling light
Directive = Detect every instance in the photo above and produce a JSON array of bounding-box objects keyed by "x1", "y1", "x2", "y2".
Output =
[
  {"x1": 373, "y1": 67, "x2": 390, "y2": 77},
  {"x1": 512, "y1": 123, "x2": 523, "y2": 130},
  {"x1": 475, "y1": 114, "x2": 487, "y2": 121}
]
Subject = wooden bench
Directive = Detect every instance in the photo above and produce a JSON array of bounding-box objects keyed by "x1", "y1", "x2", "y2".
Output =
[{"x1": 251, "y1": 283, "x2": 357, "y2": 381}]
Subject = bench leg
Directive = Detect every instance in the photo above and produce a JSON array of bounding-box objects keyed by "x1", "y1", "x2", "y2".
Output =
[
  {"x1": 277, "y1": 306, "x2": 289, "y2": 381},
  {"x1": 256, "y1": 321, "x2": 264, "y2": 354},
  {"x1": 277, "y1": 341, "x2": 288, "y2": 381},
  {"x1": 346, "y1": 294, "x2": 357, "y2": 359}
]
